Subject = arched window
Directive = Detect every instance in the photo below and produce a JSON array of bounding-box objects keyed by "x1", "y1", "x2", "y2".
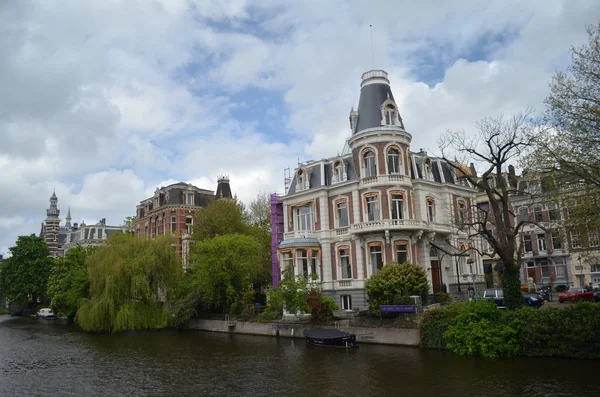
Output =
[
  {"x1": 426, "y1": 198, "x2": 436, "y2": 223},
  {"x1": 390, "y1": 191, "x2": 404, "y2": 220},
  {"x1": 297, "y1": 169, "x2": 304, "y2": 187},
  {"x1": 385, "y1": 104, "x2": 396, "y2": 125},
  {"x1": 387, "y1": 147, "x2": 401, "y2": 174},
  {"x1": 333, "y1": 161, "x2": 343, "y2": 183},
  {"x1": 364, "y1": 151, "x2": 377, "y2": 177}
]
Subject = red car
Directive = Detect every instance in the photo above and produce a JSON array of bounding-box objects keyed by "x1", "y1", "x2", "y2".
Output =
[{"x1": 558, "y1": 287, "x2": 594, "y2": 303}]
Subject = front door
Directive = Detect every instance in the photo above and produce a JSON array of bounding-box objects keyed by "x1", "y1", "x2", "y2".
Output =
[{"x1": 431, "y1": 260, "x2": 441, "y2": 293}]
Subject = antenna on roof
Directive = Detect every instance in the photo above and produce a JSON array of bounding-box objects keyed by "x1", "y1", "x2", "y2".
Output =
[{"x1": 370, "y1": 24, "x2": 374, "y2": 69}]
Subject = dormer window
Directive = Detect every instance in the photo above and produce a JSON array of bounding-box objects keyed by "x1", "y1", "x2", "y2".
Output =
[
  {"x1": 332, "y1": 161, "x2": 346, "y2": 183},
  {"x1": 363, "y1": 151, "x2": 377, "y2": 177},
  {"x1": 385, "y1": 104, "x2": 396, "y2": 125},
  {"x1": 387, "y1": 147, "x2": 401, "y2": 174},
  {"x1": 424, "y1": 159, "x2": 433, "y2": 180},
  {"x1": 185, "y1": 193, "x2": 194, "y2": 205},
  {"x1": 296, "y1": 169, "x2": 309, "y2": 191}
]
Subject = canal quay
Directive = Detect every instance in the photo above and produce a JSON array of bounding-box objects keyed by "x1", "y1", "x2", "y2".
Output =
[{"x1": 1, "y1": 316, "x2": 599, "y2": 397}]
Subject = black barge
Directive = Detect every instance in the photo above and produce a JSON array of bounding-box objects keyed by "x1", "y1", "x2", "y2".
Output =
[{"x1": 303, "y1": 329, "x2": 358, "y2": 348}]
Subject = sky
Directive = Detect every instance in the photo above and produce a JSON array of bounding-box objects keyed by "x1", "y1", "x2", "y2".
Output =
[{"x1": 1, "y1": 0, "x2": 599, "y2": 256}]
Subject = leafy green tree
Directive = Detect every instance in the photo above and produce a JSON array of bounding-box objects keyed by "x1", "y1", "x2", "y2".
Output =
[
  {"x1": 365, "y1": 262, "x2": 428, "y2": 313},
  {"x1": 121, "y1": 216, "x2": 137, "y2": 232},
  {"x1": 526, "y1": 23, "x2": 600, "y2": 234},
  {"x1": 170, "y1": 234, "x2": 263, "y2": 327},
  {"x1": 76, "y1": 234, "x2": 182, "y2": 332},
  {"x1": 246, "y1": 192, "x2": 273, "y2": 290},
  {"x1": 193, "y1": 198, "x2": 249, "y2": 241},
  {"x1": 0, "y1": 234, "x2": 53, "y2": 309},
  {"x1": 48, "y1": 246, "x2": 91, "y2": 318}
]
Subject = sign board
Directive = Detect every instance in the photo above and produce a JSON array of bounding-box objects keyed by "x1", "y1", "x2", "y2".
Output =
[{"x1": 379, "y1": 305, "x2": 416, "y2": 313}]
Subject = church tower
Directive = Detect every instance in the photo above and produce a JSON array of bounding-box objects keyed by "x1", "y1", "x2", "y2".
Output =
[
  {"x1": 65, "y1": 207, "x2": 72, "y2": 229},
  {"x1": 44, "y1": 191, "x2": 61, "y2": 257}
]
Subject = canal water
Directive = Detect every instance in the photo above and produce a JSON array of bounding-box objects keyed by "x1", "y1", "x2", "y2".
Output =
[{"x1": 1, "y1": 315, "x2": 599, "y2": 397}]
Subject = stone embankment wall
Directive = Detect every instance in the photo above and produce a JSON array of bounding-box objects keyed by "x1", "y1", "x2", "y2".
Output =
[{"x1": 188, "y1": 319, "x2": 419, "y2": 346}]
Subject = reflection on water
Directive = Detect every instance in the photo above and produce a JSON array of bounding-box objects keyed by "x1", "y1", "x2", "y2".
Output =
[{"x1": 1, "y1": 315, "x2": 599, "y2": 397}]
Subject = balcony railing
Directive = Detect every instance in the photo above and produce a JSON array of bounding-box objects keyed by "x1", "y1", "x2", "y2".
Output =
[
  {"x1": 351, "y1": 219, "x2": 427, "y2": 233},
  {"x1": 284, "y1": 230, "x2": 317, "y2": 240},
  {"x1": 362, "y1": 176, "x2": 378, "y2": 185},
  {"x1": 338, "y1": 280, "x2": 353, "y2": 288},
  {"x1": 388, "y1": 174, "x2": 404, "y2": 182},
  {"x1": 335, "y1": 227, "x2": 349, "y2": 236}
]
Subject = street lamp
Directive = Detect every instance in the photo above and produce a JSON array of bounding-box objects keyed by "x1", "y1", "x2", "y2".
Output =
[{"x1": 467, "y1": 258, "x2": 477, "y2": 300}]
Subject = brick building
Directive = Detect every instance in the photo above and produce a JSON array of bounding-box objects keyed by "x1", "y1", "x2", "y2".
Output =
[
  {"x1": 134, "y1": 176, "x2": 232, "y2": 268},
  {"x1": 272, "y1": 70, "x2": 485, "y2": 312}
]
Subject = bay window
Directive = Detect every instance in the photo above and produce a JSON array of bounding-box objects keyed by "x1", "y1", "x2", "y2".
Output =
[{"x1": 295, "y1": 205, "x2": 314, "y2": 231}]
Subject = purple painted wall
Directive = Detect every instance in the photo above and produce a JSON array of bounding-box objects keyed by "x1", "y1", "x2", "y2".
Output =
[{"x1": 270, "y1": 194, "x2": 284, "y2": 287}]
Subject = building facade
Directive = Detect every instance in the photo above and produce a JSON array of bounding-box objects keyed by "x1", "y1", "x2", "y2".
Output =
[
  {"x1": 134, "y1": 176, "x2": 232, "y2": 268},
  {"x1": 39, "y1": 192, "x2": 126, "y2": 257},
  {"x1": 273, "y1": 70, "x2": 484, "y2": 312}
]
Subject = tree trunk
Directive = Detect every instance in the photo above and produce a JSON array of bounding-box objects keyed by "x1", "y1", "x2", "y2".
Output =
[{"x1": 502, "y1": 264, "x2": 523, "y2": 310}]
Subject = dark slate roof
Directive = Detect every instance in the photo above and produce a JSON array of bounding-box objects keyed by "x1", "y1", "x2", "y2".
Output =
[
  {"x1": 432, "y1": 162, "x2": 442, "y2": 183},
  {"x1": 346, "y1": 158, "x2": 358, "y2": 181},
  {"x1": 286, "y1": 164, "x2": 322, "y2": 195},
  {"x1": 441, "y1": 162, "x2": 455, "y2": 184},
  {"x1": 354, "y1": 83, "x2": 395, "y2": 134},
  {"x1": 216, "y1": 180, "x2": 232, "y2": 199}
]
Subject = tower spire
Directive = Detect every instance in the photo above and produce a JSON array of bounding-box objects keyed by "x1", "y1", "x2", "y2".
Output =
[{"x1": 65, "y1": 206, "x2": 72, "y2": 228}]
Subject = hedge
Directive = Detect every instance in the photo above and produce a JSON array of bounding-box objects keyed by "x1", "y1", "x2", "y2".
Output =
[{"x1": 420, "y1": 301, "x2": 600, "y2": 359}]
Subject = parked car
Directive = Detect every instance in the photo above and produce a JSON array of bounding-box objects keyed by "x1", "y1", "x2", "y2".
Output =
[
  {"x1": 481, "y1": 289, "x2": 544, "y2": 309},
  {"x1": 593, "y1": 291, "x2": 600, "y2": 303},
  {"x1": 558, "y1": 287, "x2": 594, "y2": 303},
  {"x1": 36, "y1": 308, "x2": 56, "y2": 319}
]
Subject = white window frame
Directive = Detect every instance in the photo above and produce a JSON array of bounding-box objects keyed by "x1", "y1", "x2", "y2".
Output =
[
  {"x1": 311, "y1": 251, "x2": 319, "y2": 279},
  {"x1": 387, "y1": 147, "x2": 401, "y2": 174},
  {"x1": 537, "y1": 233, "x2": 546, "y2": 251},
  {"x1": 427, "y1": 199, "x2": 435, "y2": 223},
  {"x1": 369, "y1": 244, "x2": 383, "y2": 274},
  {"x1": 185, "y1": 193, "x2": 194, "y2": 206},
  {"x1": 156, "y1": 218, "x2": 161, "y2": 236},
  {"x1": 384, "y1": 105, "x2": 395, "y2": 125},
  {"x1": 341, "y1": 295, "x2": 352, "y2": 311},
  {"x1": 295, "y1": 204, "x2": 314, "y2": 232},
  {"x1": 395, "y1": 241, "x2": 409, "y2": 263},
  {"x1": 185, "y1": 216, "x2": 193, "y2": 234},
  {"x1": 363, "y1": 151, "x2": 377, "y2": 177},
  {"x1": 297, "y1": 249, "x2": 309, "y2": 278},
  {"x1": 171, "y1": 215, "x2": 177, "y2": 232},
  {"x1": 533, "y1": 205, "x2": 543, "y2": 223},
  {"x1": 339, "y1": 247, "x2": 352, "y2": 279},
  {"x1": 390, "y1": 193, "x2": 404, "y2": 220},
  {"x1": 366, "y1": 195, "x2": 380, "y2": 222},
  {"x1": 281, "y1": 252, "x2": 293, "y2": 276},
  {"x1": 571, "y1": 233, "x2": 581, "y2": 248},
  {"x1": 336, "y1": 201, "x2": 349, "y2": 228}
]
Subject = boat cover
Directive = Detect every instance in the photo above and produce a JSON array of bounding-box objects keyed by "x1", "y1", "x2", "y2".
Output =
[{"x1": 303, "y1": 329, "x2": 353, "y2": 339}]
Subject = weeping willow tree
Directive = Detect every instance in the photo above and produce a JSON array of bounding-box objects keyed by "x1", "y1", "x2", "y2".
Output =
[{"x1": 77, "y1": 234, "x2": 183, "y2": 332}]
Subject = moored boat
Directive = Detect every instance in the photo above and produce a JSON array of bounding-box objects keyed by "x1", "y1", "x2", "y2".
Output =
[{"x1": 304, "y1": 328, "x2": 358, "y2": 348}]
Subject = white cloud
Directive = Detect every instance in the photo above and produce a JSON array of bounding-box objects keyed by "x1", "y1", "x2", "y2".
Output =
[{"x1": 1, "y1": 0, "x2": 599, "y2": 253}]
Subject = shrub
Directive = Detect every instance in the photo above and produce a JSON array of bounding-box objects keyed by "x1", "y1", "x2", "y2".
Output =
[
  {"x1": 434, "y1": 292, "x2": 452, "y2": 304},
  {"x1": 306, "y1": 291, "x2": 339, "y2": 322},
  {"x1": 420, "y1": 300, "x2": 600, "y2": 359},
  {"x1": 365, "y1": 262, "x2": 428, "y2": 313},
  {"x1": 420, "y1": 302, "x2": 466, "y2": 349},
  {"x1": 444, "y1": 300, "x2": 520, "y2": 358}
]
